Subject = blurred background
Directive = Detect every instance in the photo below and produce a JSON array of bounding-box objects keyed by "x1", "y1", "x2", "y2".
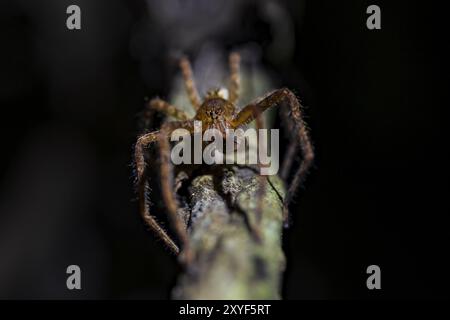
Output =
[{"x1": 0, "y1": 0, "x2": 447, "y2": 299}]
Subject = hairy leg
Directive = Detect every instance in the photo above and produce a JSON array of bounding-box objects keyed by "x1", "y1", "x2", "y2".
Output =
[
  {"x1": 279, "y1": 104, "x2": 298, "y2": 180},
  {"x1": 180, "y1": 56, "x2": 201, "y2": 111},
  {"x1": 135, "y1": 132, "x2": 179, "y2": 254},
  {"x1": 147, "y1": 98, "x2": 190, "y2": 121},
  {"x1": 228, "y1": 52, "x2": 241, "y2": 104},
  {"x1": 280, "y1": 141, "x2": 298, "y2": 181},
  {"x1": 231, "y1": 88, "x2": 314, "y2": 225},
  {"x1": 159, "y1": 120, "x2": 195, "y2": 265}
]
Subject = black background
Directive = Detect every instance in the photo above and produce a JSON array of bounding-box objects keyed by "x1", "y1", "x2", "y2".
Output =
[{"x1": 0, "y1": 0, "x2": 447, "y2": 299}]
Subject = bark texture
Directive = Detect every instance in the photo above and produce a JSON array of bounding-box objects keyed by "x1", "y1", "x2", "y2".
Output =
[{"x1": 172, "y1": 166, "x2": 286, "y2": 299}]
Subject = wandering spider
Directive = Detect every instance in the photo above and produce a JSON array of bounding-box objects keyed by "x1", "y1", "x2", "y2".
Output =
[{"x1": 134, "y1": 52, "x2": 314, "y2": 264}]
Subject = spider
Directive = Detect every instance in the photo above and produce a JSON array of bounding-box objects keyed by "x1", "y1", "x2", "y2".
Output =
[{"x1": 134, "y1": 52, "x2": 314, "y2": 264}]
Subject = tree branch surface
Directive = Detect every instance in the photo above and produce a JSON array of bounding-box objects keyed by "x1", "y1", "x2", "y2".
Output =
[{"x1": 172, "y1": 166, "x2": 286, "y2": 299}]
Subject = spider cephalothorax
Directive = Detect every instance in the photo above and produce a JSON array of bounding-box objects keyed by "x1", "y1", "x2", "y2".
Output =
[
  {"x1": 195, "y1": 95, "x2": 236, "y2": 134},
  {"x1": 134, "y1": 52, "x2": 314, "y2": 265}
]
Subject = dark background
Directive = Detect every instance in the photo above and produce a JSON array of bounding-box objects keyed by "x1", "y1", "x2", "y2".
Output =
[{"x1": 0, "y1": 0, "x2": 447, "y2": 299}]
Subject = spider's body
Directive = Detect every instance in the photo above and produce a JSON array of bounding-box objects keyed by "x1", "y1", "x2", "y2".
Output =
[
  {"x1": 194, "y1": 91, "x2": 236, "y2": 135},
  {"x1": 134, "y1": 53, "x2": 314, "y2": 265}
]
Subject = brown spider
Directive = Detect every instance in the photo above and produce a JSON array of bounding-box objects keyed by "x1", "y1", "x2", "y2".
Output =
[{"x1": 134, "y1": 52, "x2": 314, "y2": 264}]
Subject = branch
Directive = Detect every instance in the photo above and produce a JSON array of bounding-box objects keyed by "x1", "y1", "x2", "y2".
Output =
[{"x1": 172, "y1": 166, "x2": 286, "y2": 299}]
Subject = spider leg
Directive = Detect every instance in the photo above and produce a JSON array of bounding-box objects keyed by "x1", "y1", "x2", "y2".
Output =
[
  {"x1": 280, "y1": 142, "x2": 298, "y2": 181},
  {"x1": 279, "y1": 91, "x2": 314, "y2": 217},
  {"x1": 180, "y1": 56, "x2": 201, "y2": 111},
  {"x1": 231, "y1": 88, "x2": 314, "y2": 226},
  {"x1": 279, "y1": 103, "x2": 298, "y2": 180},
  {"x1": 228, "y1": 52, "x2": 240, "y2": 104},
  {"x1": 135, "y1": 132, "x2": 179, "y2": 254},
  {"x1": 159, "y1": 120, "x2": 195, "y2": 266},
  {"x1": 147, "y1": 98, "x2": 190, "y2": 121}
]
